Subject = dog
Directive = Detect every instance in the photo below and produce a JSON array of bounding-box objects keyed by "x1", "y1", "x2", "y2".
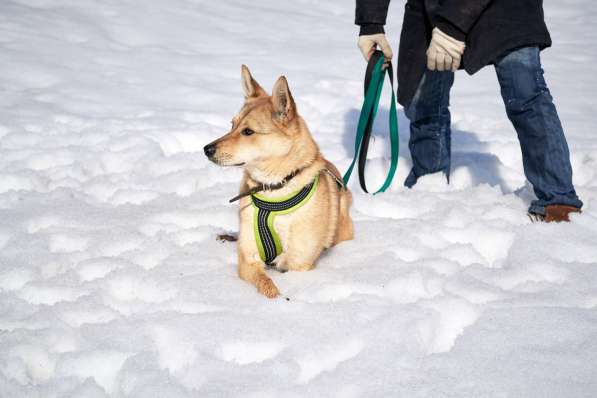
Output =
[{"x1": 204, "y1": 65, "x2": 353, "y2": 298}]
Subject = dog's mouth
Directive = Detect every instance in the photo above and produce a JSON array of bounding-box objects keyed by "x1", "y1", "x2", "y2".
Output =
[
  {"x1": 206, "y1": 149, "x2": 246, "y2": 167},
  {"x1": 209, "y1": 157, "x2": 245, "y2": 167}
]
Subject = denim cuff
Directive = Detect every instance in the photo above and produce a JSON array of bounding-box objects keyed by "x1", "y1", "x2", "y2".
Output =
[{"x1": 528, "y1": 203, "x2": 546, "y2": 216}]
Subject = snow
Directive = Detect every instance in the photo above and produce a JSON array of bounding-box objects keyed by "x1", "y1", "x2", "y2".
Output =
[{"x1": 1, "y1": 0, "x2": 597, "y2": 396}]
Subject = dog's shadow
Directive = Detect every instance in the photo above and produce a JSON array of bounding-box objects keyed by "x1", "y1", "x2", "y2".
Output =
[{"x1": 342, "y1": 108, "x2": 508, "y2": 191}]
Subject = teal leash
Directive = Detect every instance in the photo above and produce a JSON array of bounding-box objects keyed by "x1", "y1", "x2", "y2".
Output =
[{"x1": 343, "y1": 50, "x2": 399, "y2": 194}]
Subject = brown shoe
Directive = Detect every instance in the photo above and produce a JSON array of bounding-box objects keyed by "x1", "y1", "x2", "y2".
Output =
[
  {"x1": 528, "y1": 205, "x2": 581, "y2": 223},
  {"x1": 544, "y1": 205, "x2": 581, "y2": 222}
]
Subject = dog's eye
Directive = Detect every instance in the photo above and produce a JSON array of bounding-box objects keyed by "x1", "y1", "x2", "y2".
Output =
[{"x1": 241, "y1": 128, "x2": 255, "y2": 136}]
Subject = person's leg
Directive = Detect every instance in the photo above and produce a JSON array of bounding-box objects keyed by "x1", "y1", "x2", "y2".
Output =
[
  {"x1": 494, "y1": 46, "x2": 582, "y2": 216},
  {"x1": 404, "y1": 70, "x2": 454, "y2": 188}
]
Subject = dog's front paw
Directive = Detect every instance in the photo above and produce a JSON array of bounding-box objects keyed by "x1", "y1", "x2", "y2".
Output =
[{"x1": 256, "y1": 276, "x2": 280, "y2": 298}]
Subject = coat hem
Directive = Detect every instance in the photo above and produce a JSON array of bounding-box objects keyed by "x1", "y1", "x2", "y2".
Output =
[{"x1": 464, "y1": 35, "x2": 552, "y2": 75}]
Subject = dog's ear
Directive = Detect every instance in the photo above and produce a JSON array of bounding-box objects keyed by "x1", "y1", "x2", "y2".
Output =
[
  {"x1": 241, "y1": 65, "x2": 267, "y2": 99},
  {"x1": 271, "y1": 76, "x2": 296, "y2": 124}
]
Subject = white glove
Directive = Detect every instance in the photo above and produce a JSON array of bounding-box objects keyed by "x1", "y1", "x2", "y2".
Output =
[
  {"x1": 358, "y1": 33, "x2": 393, "y2": 62},
  {"x1": 426, "y1": 27, "x2": 466, "y2": 72}
]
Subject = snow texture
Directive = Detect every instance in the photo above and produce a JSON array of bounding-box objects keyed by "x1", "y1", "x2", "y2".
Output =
[{"x1": 1, "y1": 0, "x2": 597, "y2": 397}]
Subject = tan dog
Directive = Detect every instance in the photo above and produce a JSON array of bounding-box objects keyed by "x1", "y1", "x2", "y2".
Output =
[{"x1": 204, "y1": 65, "x2": 353, "y2": 298}]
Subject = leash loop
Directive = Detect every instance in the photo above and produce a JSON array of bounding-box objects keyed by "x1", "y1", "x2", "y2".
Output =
[{"x1": 343, "y1": 50, "x2": 399, "y2": 194}]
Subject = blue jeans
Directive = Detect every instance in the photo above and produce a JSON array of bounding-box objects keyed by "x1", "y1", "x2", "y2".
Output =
[{"x1": 404, "y1": 46, "x2": 583, "y2": 215}]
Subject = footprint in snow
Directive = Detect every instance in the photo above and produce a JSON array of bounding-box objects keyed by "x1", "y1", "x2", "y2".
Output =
[
  {"x1": 296, "y1": 339, "x2": 363, "y2": 383},
  {"x1": 217, "y1": 341, "x2": 285, "y2": 366}
]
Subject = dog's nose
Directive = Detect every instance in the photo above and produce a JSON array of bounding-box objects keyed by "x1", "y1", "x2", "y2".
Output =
[{"x1": 204, "y1": 143, "x2": 216, "y2": 158}]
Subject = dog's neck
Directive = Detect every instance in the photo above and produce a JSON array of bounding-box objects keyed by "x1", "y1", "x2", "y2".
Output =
[
  {"x1": 230, "y1": 152, "x2": 325, "y2": 203},
  {"x1": 247, "y1": 166, "x2": 304, "y2": 188},
  {"x1": 246, "y1": 127, "x2": 320, "y2": 188},
  {"x1": 244, "y1": 156, "x2": 322, "y2": 197},
  {"x1": 246, "y1": 159, "x2": 310, "y2": 187}
]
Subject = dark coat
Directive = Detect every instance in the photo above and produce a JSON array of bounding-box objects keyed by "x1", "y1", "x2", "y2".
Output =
[{"x1": 355, "y1": 0, "x2": 552, "y2": 105}]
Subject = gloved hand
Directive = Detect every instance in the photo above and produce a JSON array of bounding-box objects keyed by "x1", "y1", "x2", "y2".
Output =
[
  {"x1": 426, "y1": 27, "x2": 466, "y2": 72},
  {"x1": 358, "y1": 33, "x2": 393, "y2": 62}
]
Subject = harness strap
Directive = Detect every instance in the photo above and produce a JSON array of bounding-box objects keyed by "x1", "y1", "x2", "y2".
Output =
[
  {"x1": 343, "y1": 50, "x2": 399, "y2": 194},
  {"x1": 251, "y1": 175, "x2": 319, "y2": 265},
  {"x1": 322, "y1": 168, "x2": 346, "y2": 191}
]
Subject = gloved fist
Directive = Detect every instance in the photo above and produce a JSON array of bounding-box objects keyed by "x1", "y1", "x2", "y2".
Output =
[
  {"x1": 358, "y1": 33, "x2": 393, "y2": 62},
  {"x1": 426, "y1": 27, "x2": 466, "y2": 72}
]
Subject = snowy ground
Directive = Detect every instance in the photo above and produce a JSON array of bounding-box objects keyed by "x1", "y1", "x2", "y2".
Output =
[{"x1": 2, "y1": 0, "x2": 597, "y2": 396}]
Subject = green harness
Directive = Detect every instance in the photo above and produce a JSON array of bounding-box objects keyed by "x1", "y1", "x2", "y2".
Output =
[{"x1": 251, "y1": 174, "x2": 319, "y2": 265}]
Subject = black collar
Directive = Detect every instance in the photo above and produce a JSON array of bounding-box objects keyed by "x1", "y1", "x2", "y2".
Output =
[{"x1": 229, "y1": 167, "x2": 305, "y2": 203}]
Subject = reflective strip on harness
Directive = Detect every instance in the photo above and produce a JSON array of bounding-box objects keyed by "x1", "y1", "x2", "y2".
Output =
[{"x1": 251, "y1": 175, "x2": 319, "y2": 265}]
